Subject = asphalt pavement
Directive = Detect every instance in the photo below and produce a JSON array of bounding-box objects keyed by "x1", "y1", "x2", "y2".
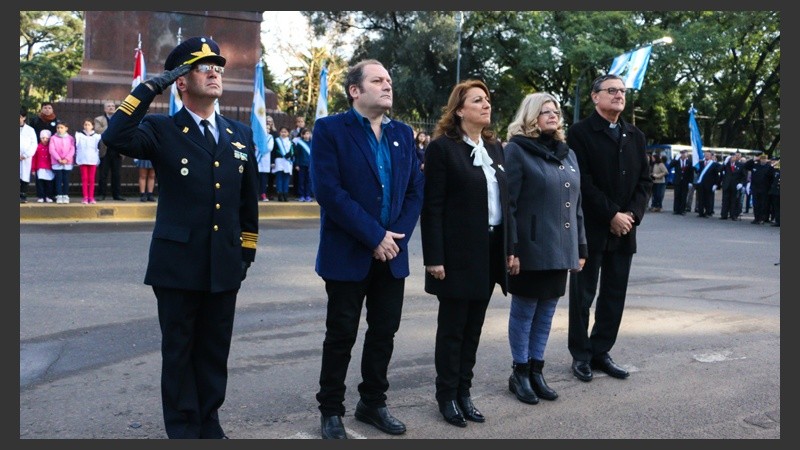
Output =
[{"x1": 19, "y1": 190, "x2": 782, "y2": 440}]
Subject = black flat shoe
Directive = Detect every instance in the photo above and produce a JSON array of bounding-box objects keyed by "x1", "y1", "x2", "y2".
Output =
[
  {"x1": 572, "y1": 360, "x2": 593, "y2": 382},
  {"x1": 354, "y1": 400, "x2": 406, "y2": 435},
  {"x1": 590, "y1": 353, "x2": 630, "y2": 379},
  {"x1": 457, "y1": 396, "x2": 485, "y2": 423},
  {"x1": 439, "y1": 400, "x2": 467, "y2": 427},
  {"x1": 320, "y1": 415, "x2": 347, "y2": 439}
]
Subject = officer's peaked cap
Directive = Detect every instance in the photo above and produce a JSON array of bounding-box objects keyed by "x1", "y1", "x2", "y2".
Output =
[{"x1": 164, "y1": 36, "x2": 226, "y2": 71}]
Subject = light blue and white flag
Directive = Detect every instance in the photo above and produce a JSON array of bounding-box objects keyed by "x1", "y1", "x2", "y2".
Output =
[
  {"x1": 169, "y1": 83, "x2": 183, "y2": 116},
  {"x1": 608, "y1": 45, "x2": 653, "y2": 90},
  {"x1": 314, "y1": 65, "x2": 329, "y2": 122},
  {"x1": 250, "y1": 60, "x2": 271, "y2": 165},
  {"x1": 689, "y1": 105, "x2": 704, "y2": 170}
]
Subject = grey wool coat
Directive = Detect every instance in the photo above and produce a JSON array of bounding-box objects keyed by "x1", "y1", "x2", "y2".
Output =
[{"x1": 505, "y1": 134, "x2": 587, "y2": 271}]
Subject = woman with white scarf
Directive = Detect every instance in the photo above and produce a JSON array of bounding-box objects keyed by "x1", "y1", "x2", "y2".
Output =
[{"x1": 421, "y1": 79, "x2": 518, "y2": 429}]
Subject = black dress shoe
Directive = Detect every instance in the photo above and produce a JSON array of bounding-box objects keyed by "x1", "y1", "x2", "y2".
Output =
[
  {"x1": 457, "y1": 396, "x2": 485, "y2": 423},
  {"x1": 590, "y1": 354, "x2": 630, "y2": 379},
  {"x1": 438, "y1": 400, "x2": 467, "y2": 427},
  {"x1": 354, "y1": 400, "x2": 406, "y2": 435},
  {"x1": 113, "y1": 196, "x2": 126, "y2": 201},
  {"x1": 572, "y1": 360, "x2": 593, "y2": 382},
  {"x1": 320, "y1": 415, "x2": 347, "y2": 439}
]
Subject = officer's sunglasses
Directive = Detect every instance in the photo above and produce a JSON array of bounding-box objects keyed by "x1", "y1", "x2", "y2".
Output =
[{"x1": 194, "y1": 64, "x2": 225, "y2": 75}]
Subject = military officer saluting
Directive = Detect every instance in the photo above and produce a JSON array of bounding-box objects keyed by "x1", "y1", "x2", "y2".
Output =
[{"x1": 102, "y1": 36, "x2": 259, "y2": 439}]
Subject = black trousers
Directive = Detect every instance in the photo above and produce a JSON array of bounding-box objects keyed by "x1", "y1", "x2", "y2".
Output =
[
  {"x1": 316, "y1": 260, "x2": 405, "y2": 417},
  {"x1": 97, "y1": 150, "x2": 122, "y2": 198},
  {"x1": 673, "y1": 182, "x2": 689, "y2": 213},
  {"x1": 568, "y1": 249, "x2": 633, "y2": 362},
  {"x1": 720, "y1": 186, "x2": 742, "y2": 218},
  {"x1": 697, "y1": 185, "x2": 716, "y2": 216},
  {"x1": 434, "y1": 297, "x2": 490, "y2": 403},
  {"x1": 153, "y1": 286, "x2": 237, "y2": 439}
]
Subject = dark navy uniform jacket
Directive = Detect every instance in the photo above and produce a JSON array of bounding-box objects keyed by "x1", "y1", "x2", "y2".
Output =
[{"x1": 103, "y1": 83, "x2": 259, "y2": 293}]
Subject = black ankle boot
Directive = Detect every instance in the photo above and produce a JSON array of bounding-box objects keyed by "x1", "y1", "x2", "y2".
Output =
[
  {"x1": 529, "y1": 359, "x2": 558, "y2": 400},
  {"x1": 140, "y1": 193, "x2": 147, "y2": 202},
  {"x1": 509, "y1": 362, "x2": 539, "y2": 404},
  {"x1": 146, "y1": 192, "x2": 155, "y2": 202}
]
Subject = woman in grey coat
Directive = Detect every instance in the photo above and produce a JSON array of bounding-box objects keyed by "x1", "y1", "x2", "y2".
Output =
[{"x1": 504, "y1": 92, "x2": 587, "y2": 404}]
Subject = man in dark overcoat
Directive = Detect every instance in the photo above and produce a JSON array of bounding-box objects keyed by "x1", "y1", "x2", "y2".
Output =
[{"x1": 566, "y1": 74, "x2": 652, "y2": 383}]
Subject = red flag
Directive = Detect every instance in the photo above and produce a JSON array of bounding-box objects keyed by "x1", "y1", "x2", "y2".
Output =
[{"x1": 132, "y1": 47, "x2": 146, "y2": 88}]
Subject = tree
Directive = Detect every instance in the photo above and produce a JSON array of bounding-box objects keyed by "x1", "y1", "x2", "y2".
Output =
[{"x1": 19, "y1": 11, "x2": 84, "y2": 111}]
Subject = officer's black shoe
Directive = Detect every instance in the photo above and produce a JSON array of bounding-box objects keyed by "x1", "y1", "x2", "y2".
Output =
[
  {"x1": 113, "y1": 196, "x2": 126, "y2": 201},
  {"x1": 320, "y1": 415, "x2": 347, "y2": 439}
]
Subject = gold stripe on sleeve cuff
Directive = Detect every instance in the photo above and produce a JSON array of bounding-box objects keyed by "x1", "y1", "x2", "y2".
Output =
[
  {"x1": 241, "y1": 231, "x2": 258, "y2": 249},
  {"x1": 119, "y1": 95, "x2": 142, "y2": 115}
]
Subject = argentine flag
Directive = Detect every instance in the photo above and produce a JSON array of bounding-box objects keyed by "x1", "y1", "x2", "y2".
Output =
[
  {"x1": 315, "y1": 65, "x2": 329, "y2": 122},
  {"x1": 688, "y1": 106, "x2": 704, "y2": 170},
  {"x1": 608, "y1": 45, "x2": 653, "y2": 90},
  {"x1": 251, "y1": 60, "x2": 271, "y2": 166},
  {"x1": 169, "y1": 83, "x2": 183, "y2": 116}
]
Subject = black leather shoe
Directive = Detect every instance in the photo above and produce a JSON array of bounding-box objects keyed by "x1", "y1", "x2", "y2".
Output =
[
  {"x1": 320, "y1": 415, "x2": 347, "y2": 439},
  {"x1": 113, "y1": 196, "x2": 126, "y2": 201},
  {"x1": 572, "y1": 360, "x2": 593, "y2": 382},
  {"x1": 438, "y1": 400, "x2": 467, "y2": 427},
  {"x1": 457, "y1": 396, "x2": 485, "y2": 423},
  {"x1": 590, "y1": 354, "x2": 630, "y2": 379},
  {"x1": 354, "y1": 400, "x2": 406, "y2": 435}
]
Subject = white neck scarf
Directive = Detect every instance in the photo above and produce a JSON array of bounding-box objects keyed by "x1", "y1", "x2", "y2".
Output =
[{"x1": 464, "y1": 135, "x2": 496, "y2": 183}]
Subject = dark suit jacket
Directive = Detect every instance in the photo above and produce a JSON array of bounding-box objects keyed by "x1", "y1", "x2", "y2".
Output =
[
  {"x1": 420, "y1": 134, "x2": 511, "y2": 299},
  {"x1": 696, "y1": 159, "x2": 721, "y2": 188},
  {"x1": 669, "y1": 157, "x2": 695, "y2": 187},
  {"x1": 103, "y1": 84, "x2": 260, "y2": 293},
  {"x1": 720, "y1": 160, "x2": 747, "y2": 190},
  {"x1": 310, "y1": 109, "x2": 424, "y2": 281},
  {"x1": 566, "y1": 111, "x2": 652, "y2": 254}
]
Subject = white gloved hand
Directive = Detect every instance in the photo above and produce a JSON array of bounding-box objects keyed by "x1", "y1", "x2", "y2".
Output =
[
  {"x1": 687, "y1": 183, "x2": 692, "y2": 188},
  {"x1": 712, "y1": 185, "x2": 717, "y2": 192},
  {"x1": 737, "y1": 183, "x2": 743, "y2": 190}
]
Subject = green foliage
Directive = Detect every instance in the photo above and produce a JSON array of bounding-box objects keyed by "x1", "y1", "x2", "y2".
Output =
[{"x1": 20, "y1": 11, "x2": 84, "y2": 111}]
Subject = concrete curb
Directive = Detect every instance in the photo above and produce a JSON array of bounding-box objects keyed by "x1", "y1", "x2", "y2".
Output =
[{"x1": 19, "y1": 200, "x2": 320, "y2": 224}]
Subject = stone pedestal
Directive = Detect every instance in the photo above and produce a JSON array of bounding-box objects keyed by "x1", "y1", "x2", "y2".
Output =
[{"x1": 68, "y1": 11, "x2": 277, "y2": 109}]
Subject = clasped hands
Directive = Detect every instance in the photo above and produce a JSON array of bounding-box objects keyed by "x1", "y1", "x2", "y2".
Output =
[
  {"x1": 373, "y1": 231, "x2": 405, "y2": 262},
  {"x1": 610, "y1": 211, "x2": 635, "y2": 237},
  {"x1": 427, "y1": 255, "x2": 519, "y2": 281}
]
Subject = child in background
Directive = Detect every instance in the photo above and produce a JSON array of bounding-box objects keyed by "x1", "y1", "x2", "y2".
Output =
[
  {"x1": 75, "y1": 118, "x2": 102, "y2": 204},
  {"x1": 31, "y1": 129, "x2": 55, "y2": 203},
  {"x1": 271, "y1": 126, "x2": 295, "y2": 202},
  {"x1": 48, "y1": 121, "x2": 75, "y2": 204},
  {"x1": 293, "y1": 127, "x2": 312, "y2": 202}
]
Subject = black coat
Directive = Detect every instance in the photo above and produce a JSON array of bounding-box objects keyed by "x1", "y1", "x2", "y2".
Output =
[
  {"x1": 103, "y1": 83, "x2": 260, "y2": 293},
  {"x1": 566, "y1": 111, "x2": 652, "y2": 254},
  {"x1": 669, "y1": 157, "x2": 696, "y2": 187},
  {"x1": 421, "y1": 134, "x2": 511, "y2": 299}
]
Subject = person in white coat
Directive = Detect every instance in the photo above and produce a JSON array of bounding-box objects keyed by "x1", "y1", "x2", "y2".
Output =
[{"x1": 20, "y1": 107, "x2": 38, "y2": 203}]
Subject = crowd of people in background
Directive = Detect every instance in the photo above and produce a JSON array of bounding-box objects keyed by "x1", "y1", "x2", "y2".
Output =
[{"x1": 659, "y1": 148, "x2": 780, "y2": 227}]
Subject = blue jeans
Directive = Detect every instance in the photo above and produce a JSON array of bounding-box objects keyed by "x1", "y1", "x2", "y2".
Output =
[
  {"x1": 53, "y1": 169, "x2": 71, "y2": 196},
  {"x1": 651, "y1": 183, "x2": 666, "y2": 208}
]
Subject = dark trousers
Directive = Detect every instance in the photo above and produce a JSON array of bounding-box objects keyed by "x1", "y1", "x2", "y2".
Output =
[
  {"x1": 720, "y1": 186, "x2": 742, "y2": 218},
  {"x1": 434, "y1": 296, "x2": 490, "y2": 403},
  {"x1": 697, "y1": 185, "x2": 715, "y2": 216},
  {"x1": 296, "y1": 165, "x2": 311, "y2": 198},
  {"x1": 673, "y1": 182, "x2": 689, "y2": 213},
  {"x1": 568, "y1": 249, "x2": 633, "y2": 361},
  {"x1": 153, "y1": 286, "x2": 238, "y2": 439},
  {"x1": 20, "y1": 179, "x2": 29, "y2": 201},
  {"x1": 35, "y1": 178, "x2": 54, "y2": 200},
  {"x1": 97, "y1": 151, "x2": 122, "y2": 198},
  {"x1": 753, "y1": 192, "x2": 769, "y2": 222},
  {"x1": 769, "y1": 194, "x2": 780, "y2": 225},
  {"x1": 316, "y1": 260, "x2": 405, "y2": 417}
]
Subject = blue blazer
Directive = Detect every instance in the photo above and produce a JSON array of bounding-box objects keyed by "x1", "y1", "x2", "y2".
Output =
[{"x1": 310, "y1": 109, "x2": 424, "y2": 281}]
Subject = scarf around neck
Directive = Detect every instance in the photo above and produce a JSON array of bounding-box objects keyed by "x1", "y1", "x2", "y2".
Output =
[{"x1": 464, "y1": 135, "x2": 496, "y2": 183}]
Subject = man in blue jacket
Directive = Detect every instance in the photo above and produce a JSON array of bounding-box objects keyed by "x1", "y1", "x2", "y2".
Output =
[{"x1": 310, "y1": 59, "x2": 424, "y2": 439}]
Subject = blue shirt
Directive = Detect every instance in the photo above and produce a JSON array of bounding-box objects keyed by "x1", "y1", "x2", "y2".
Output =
[{"x1": 353, "y1": 108, "x2": 392, "y2": 227}]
